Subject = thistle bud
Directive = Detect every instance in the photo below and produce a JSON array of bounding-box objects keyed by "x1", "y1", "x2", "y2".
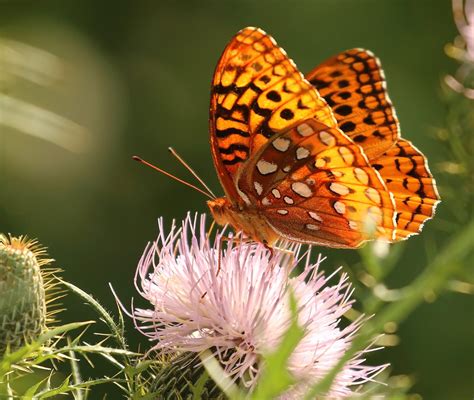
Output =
[
  {"x1": 0, "y1": 235, "x2": 54, "y2": 353},
  {"x1": 150, "y1": 352, "x2": 224, "y2": 400}
]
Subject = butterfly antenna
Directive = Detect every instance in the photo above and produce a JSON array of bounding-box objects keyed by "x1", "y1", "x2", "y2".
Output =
[
  {"x1": 132, "y1": 156, "x2": 215, "y2": 200},
  {"x1": 168, "y1": 147, "x2": 217, "y2": 198}
]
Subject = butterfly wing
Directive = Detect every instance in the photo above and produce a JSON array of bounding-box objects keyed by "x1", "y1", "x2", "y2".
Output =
[
  {"x1": 306, "y1": 49, "x2": 399, "y2": 160},
  {"x1": 372, "y1": 139, "x2": 440, "y2": 239},
  {"x1": 238, "y1": 118, "x2": 396, "y2": 248},
  {"x1": 210, "y1": 27, "x2": 337, "y2": 202},
  {"x1": 307, "y1": 49, "x2": 440, "y2": 239}
]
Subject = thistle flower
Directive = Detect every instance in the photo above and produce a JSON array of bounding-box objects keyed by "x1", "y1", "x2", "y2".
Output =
[
  {"x1": 0, "y1": 235, "x2": 61, "y2": 353},
  {"x1": 445, "y1": 0, "x2": 474, "y2": 97},
  {"x1": 132, "y1": 214, "x2": 386, "y2": 398}
]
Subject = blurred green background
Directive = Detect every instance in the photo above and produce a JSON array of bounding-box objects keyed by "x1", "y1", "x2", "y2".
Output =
[{"x1": 1, "y1": 0, "x2": 472, "y2": 399}]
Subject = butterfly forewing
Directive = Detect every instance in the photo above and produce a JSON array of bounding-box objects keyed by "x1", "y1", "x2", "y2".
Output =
[
  {"x1": 238, "y1": 119, "x2": 396, "y2": 248},
  {"x1": 306, "y1": 49, "x2": 399, "y2": 160},
  {"x1": 210, "y1": 27, "x2": 337, "y2": 201}
]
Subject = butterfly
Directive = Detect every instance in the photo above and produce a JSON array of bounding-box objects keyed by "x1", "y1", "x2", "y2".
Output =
[{"x1": 207, "y1": 27, "x2": 440, "y2": 248}]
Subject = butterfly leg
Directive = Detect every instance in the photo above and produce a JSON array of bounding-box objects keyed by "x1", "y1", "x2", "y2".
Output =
[
  {"x1": 263, "y1": 241, "x2": 274, "y2": 259},
  {"x1": 265, "y1": 240, "x2": 298, "y2": 273}
]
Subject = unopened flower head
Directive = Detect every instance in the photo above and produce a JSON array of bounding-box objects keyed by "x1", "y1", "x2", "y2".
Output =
[
  {"x1": 132, "y1": 214, "x2": 386, "y2": 397},
  {"x1": 0, "y1": 235, "x2": 60, "y2": 353}
]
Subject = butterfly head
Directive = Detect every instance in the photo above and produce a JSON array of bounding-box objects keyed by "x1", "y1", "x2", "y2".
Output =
[
  {"x1": 207, "y1": 197, "x2": 279, "y2": 246},
  {"x1": 207, "y1": 197, "x2": 233, "y2": 227}
]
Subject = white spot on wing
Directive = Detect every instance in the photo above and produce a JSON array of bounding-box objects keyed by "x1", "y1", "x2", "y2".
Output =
[
  {"x1": 297, "y1": 122, "x2": 314, "y2": 137},
  {"x1": 334, "y1": 201, "x2": 346, "y2": 214},
  {"x1": 365, "y1": 188, "x2": 381, "y2": 204},
  {"x1": 262, "y1": 197, "x2": 271, "y2": 206},
  {"x1": 367, "y1": 206, "x2": 382, "y2": 223},
  {"x1": 277, "y1": 209, "x2": 288, "y2": 215},
  {"x1": 315, "y1": 158, "x2": 326, "y2": 168},
  {"x1": 254, "y1": 181, "x2": 263, "y2": 195},
  {"x1": 284, "y1": 196, "x2": 294, "y2": 204},
  {"x1": 306, "y1": 224, "x2": 320, "y2": 231},
  {"x1": 296, "y1": 147, "x2": 310, "y2": 160},
  {"x1": 272, "y1": 189, "x2": 281, "y2": 198},
  {"x1": 354, "y1": 168, "x2": 369, "y2": 184},
  {"x1": 308, "y1": 211, "x2": 323, "y2": 222},
  {"x1": 237, "y1": 187, "x2": 251, "y2": 205},
  {"x1": 272, "y1": 137, "x2": 291, "y2": 152},
  {"x1": 349, "y1": 220, "x2": 358, "y2": 230},
  {"x1": 257, "y1": 160, "x2": 278, "y2": 175},
  {"x1": 330, "y1": 182, "x2": 350, "y2": 196},
  {"x1": 291, "y1": 182, "x2": 312, "y2": 198},
  {"x1": 319, "y1": 130, "x2": 336, "y2": 146},
  {"x1": 339, "y1": 147, "x2": 354, "y2": 164}
]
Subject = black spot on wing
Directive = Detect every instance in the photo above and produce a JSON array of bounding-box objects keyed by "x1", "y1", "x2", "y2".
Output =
[
  {"x1": 280, "y1": 108, "x2": 294, "y2": 120},
  {"x1": 353, "y1": 134, "x2": 367, "y2": 143},
  {"x1": 335, "y1": 105, "x2": 352, "y2": 116},
  {"x1": 340, "y1": 121, "x2": 356, "y2": 133},
  {"x1": 266, "y1": 90, "x2": 281, "y2": 102},
  {"x1": 215, "y1": 127, "x2": 251, "y2": 138},
  {"x1": 309, "y1": 77, "x2": 331, "y2": 90},
  {"x1": 218, "y1": 144, "x2": 250, "y2": 155},
  {"x1": 252, "y1": 102, "x2": 272, "y2": 118},
  {"x1": 338, "y1": 79, "x2": 349, "y2": 88},
  {"x1": 372, "y1": 163, "x2": 383, "y2": 171}
]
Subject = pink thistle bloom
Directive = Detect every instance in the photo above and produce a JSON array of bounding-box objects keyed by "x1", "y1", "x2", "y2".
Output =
[{"x1": 132, "y1": 214, "x2": 387, "y2": 398}]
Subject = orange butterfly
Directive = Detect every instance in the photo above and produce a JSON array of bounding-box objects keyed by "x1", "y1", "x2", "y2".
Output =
[{"x1": 206, "y1": 27, "x2": 440, "y2": 249}]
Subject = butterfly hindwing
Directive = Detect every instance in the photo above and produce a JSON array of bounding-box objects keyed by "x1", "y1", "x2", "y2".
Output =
[
  {"x1": 305, "y1": 48, "x2": 440, "y2": 240},
  {"x1": 210, "y1": 27, "x2": 337, "y2": 201},
  {"x1": 238, "y1": 119, "x2": 396, "y2": 248},
  {"x1": 372, "y1": 139, "x2": 440, "y2": 239},
  {"x1": 306, "y1": 49, "x2": 399, "y2": 160}
]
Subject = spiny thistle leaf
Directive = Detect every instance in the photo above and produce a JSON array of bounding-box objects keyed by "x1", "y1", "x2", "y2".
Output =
[
  {"x1": 61, "y1": 280, "x2": 125, "y2": 346},
  {"x1": 0, "y1": 321, "x2": 94, "y2": 378}
]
